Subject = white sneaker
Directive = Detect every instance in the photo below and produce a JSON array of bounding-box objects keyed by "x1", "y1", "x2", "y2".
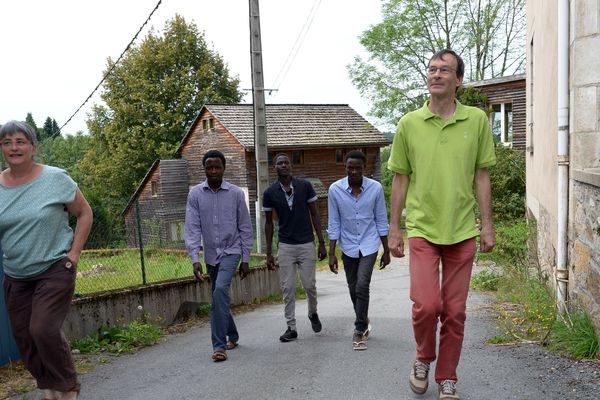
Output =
[
  {"x1": 438, "y1": 380, "x2": 459, "y2": 400},
  {"x1": 409, "y1": 360, "x2": 430, "y2": 394}
]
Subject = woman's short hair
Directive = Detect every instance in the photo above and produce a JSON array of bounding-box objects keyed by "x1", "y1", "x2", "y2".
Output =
[
  {"x1": 0, "y1": 120, "x2": 38, "y2": 146},
  {"x1": 202, "y1": 149, "x2": 226, "y2": 167}
]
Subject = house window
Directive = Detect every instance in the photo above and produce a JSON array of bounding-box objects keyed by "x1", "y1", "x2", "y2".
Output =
[
  {"x1": 169, "y1": 221, "x2": 185, "y2": 242},
  {"x1": 150, "y1": 181, "x2": 158, "y2": 197},
  {"x1": 335, "y1": 149, "x2": 345, "y2": 164},
  {"x1": 202, "y1": 118, "x2": 214, "y2": 130},
  {"x1": 292, "y1": 150, "x2": 304, "y2": 165},
  {"x1": 336, "y1": 148, "x2": 367, "y2": 164},
  {"x1": 490, "y1": 103, "x2": 513, "y2": 145}
]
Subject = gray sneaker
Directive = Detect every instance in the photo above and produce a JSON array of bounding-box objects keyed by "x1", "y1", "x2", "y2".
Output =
[
  {"x1": 438, "y1": 380, "x2": 459, "y2": 400},
  {"x1": 409, "y1": 360, "x2": 430, "y2": 394}
]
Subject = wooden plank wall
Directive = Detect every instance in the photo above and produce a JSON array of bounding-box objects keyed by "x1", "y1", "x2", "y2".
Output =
[
  {"x1": 477, "y1": 80, "x2": 526, "y2": 151},
  {"x1": 125, "y1": 107, "x2": 388, "y2": 247},
  {"x1": 124, "y1": 165, "x2": 163, "y2": 247}
]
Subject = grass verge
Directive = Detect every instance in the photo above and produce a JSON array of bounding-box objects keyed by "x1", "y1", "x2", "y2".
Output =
[{"x1": 474, "y1": 218, "x2": 599, "y2": 359}]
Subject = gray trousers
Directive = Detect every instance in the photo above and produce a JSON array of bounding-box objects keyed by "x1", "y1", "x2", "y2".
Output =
[{"x1": 278, "y1": 242, "x2": 318, "y2": 330}]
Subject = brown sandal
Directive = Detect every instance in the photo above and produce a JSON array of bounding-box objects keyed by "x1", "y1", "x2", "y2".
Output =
[
  {"x1": 226, "y1": 340, "x2": 238, "y2": 350},
  {"x1": 211, "y1": 350, "x2": 227, "y2": 362}
]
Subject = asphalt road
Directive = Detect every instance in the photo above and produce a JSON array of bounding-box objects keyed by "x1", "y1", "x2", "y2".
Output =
[{"x1": 13, "y1": 256, "x2": 600, "y2": 399}]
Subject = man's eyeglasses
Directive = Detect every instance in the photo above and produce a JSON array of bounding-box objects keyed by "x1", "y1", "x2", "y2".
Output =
[{"x1": 426, "y1": 66, "x2": 456, "y2": 75}]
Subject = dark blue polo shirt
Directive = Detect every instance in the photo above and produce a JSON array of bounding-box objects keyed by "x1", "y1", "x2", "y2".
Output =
[{"x1": 262, "y1": 177, "x2": 317, "y2": 245}]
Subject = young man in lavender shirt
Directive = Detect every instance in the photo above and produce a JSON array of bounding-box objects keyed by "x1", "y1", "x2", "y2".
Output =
[{"x1": 185, "y1": 150, "x2": 253, "y2": 362}]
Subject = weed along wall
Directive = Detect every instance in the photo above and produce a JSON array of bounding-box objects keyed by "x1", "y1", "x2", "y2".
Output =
[{"x1": 63, "y1": 267, "x2": 281, "y2": 340}]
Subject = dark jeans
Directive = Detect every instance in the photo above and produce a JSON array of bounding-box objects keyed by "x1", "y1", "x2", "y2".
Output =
[
  {"x1": 342, "y1": 251, "x2": 377, "y2": 333},
  {"x1": 207, "y1": 254, "x2": 240, "y2": 351},
  {"x1": 2, "y1": 257, "x2": 78, "y2": 391}
]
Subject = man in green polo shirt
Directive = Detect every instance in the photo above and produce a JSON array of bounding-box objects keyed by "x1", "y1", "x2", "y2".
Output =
[{"x1": 387, "y1": 49, "x2": 496, "y2": 400}]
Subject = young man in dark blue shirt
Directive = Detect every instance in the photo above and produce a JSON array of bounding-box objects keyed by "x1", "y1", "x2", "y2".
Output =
[{"x1": 263, "y1": 153, "x2": 327, "y2": 342}]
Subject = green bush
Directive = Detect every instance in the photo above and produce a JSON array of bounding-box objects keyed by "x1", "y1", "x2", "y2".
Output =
[
  {"x1": 478, "y1": 219, "x2": 528, "y2": 273},
  {"x1": 71, "y1": 320, "x2": 163, "y2": 354},
  {"x1": 489, "y1": 144, "x2": 526, "y2": 221}
]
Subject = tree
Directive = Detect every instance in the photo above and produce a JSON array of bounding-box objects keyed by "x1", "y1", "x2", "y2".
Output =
[
  {"x1": 37, "y1": 132, "x2": 91, "y2": 184},
  {"x1": 42, "y1": 117, "x2": 61, "y2": 140},
  {"x1": 80, "y1": 15, "x2": 242, "y2": 202},
  {"x1": 348, "y1": 0, "x2": 525, "y2": 125}
]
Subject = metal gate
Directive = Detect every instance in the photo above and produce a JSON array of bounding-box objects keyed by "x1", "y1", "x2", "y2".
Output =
[{"x1": 0, "y1": 246, "x2": 21, "y2": 366}]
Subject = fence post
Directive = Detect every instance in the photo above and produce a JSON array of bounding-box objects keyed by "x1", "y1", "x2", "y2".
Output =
[{"x1": 135, "y1": 200, "x2": 147, "y2": 285}]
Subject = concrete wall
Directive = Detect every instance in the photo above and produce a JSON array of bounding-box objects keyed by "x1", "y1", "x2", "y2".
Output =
[
  {"x1": 526, "y1": 0, "x2": 559, "y2": 278},
  {"x1": 63, "y1": 267, "x2": 281, "y2": 340}
]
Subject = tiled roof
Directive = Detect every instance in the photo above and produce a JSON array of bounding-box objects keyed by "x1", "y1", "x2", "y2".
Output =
[
  {"x1": 463, "y1": 73, "x2": 525, "y2": 88},
  {"x1": 181, "y1": 104, "x2": 390, "y2": 151}
]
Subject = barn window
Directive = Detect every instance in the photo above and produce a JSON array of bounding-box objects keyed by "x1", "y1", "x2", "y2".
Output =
[{"x1": 151, "y1": 181, "x2": 158, "y2": 197}]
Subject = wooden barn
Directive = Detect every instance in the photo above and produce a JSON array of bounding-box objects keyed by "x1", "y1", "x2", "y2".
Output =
[
  {"x1": 463, "y1": 74, "x2": 526, "y2": 151},
  {"x1": 123, "y1": 104, "x2": 391, "y2": 247}
]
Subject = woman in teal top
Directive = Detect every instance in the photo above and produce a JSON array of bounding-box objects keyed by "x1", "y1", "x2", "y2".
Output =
[{"x1": 0, "y1": 121, "x2": 92, "y2": 400}]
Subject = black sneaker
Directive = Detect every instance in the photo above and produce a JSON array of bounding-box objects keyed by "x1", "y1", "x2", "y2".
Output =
[
  {"x1": 308, "y1": 313, "x2": 322, "y2": 332},
  {"x1": 279, "y1": 327, "x2": 298, "y2": 342}
]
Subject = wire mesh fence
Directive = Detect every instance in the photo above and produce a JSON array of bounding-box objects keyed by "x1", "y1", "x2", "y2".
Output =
[{"x1": 75, "y1": 199, "x2": 265, "y2": 297}]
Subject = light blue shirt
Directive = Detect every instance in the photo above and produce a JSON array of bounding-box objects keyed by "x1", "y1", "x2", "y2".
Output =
[
  {"x1": 0, "y1": 166, "x2": 77, "y2": 278},
  {"x1": 327, "y1": 176, "x2": 389, "y2": 258}
]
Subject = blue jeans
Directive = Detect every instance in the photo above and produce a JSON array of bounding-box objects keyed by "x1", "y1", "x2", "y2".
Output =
[
  {"x1": 342, "y1": 251, "x2": 377, "y2": 333},
  {"x1": 207, "y1": 254, "x2": 240, "y2": 352}
]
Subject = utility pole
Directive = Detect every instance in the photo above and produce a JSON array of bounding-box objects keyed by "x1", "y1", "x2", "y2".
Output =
[{"x1": 249, "y1": 0, "x2": 269, "y2": 253}]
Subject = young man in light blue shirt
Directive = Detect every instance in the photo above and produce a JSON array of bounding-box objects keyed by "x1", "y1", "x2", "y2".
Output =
[{"x1": 327, "y1": 150, "x2": 390, "y2": 350}]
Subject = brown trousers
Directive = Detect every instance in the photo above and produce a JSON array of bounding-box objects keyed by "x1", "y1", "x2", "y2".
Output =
[{"x1": 3, "y1": 257, "x2": 78, "y2": 391}]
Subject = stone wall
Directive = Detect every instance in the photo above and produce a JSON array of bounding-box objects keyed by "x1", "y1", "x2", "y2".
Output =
[
  {"x1": 570, "y1": 178, "x2": 600, "y2": 334},
  {"x1": 568, "y1": 0, "x2": 600, "y2": 335}
]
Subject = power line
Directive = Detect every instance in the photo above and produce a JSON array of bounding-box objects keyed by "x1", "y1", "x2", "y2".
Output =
[
  {"x1": 271, "y1": 0, "x2": 322, "y2": 92},
  {"x1": 58, "y1": 0, "x2": 163, "y2": 133}
]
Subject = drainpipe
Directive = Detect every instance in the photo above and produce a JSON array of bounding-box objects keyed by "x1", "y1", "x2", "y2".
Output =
[{"x1": 556, "y1": 0, "x2": 570, "y2": 314}]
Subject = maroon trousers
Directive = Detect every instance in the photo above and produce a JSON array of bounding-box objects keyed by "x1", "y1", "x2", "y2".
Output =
[
  {"x1": 408, "y1": 237, "x2": 476, "y2": 383},
  {"x1": 3, "y1": 258, "x2": 78, "y2": 391}
]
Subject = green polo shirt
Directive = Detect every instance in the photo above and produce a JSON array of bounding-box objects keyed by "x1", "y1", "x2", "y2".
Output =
[{"x1": 388, "y1": 100, "x2": 496, "y2": 245}]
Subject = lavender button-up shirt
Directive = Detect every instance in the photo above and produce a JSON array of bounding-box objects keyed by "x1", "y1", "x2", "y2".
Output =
[{"x1": 184, "y1": 180, "x2": 253, "y2": 266}]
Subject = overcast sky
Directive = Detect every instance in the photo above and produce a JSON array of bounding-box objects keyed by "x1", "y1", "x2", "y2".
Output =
[{"x1": 0, "y1": 0, "x2": 386, "y2": 135}]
